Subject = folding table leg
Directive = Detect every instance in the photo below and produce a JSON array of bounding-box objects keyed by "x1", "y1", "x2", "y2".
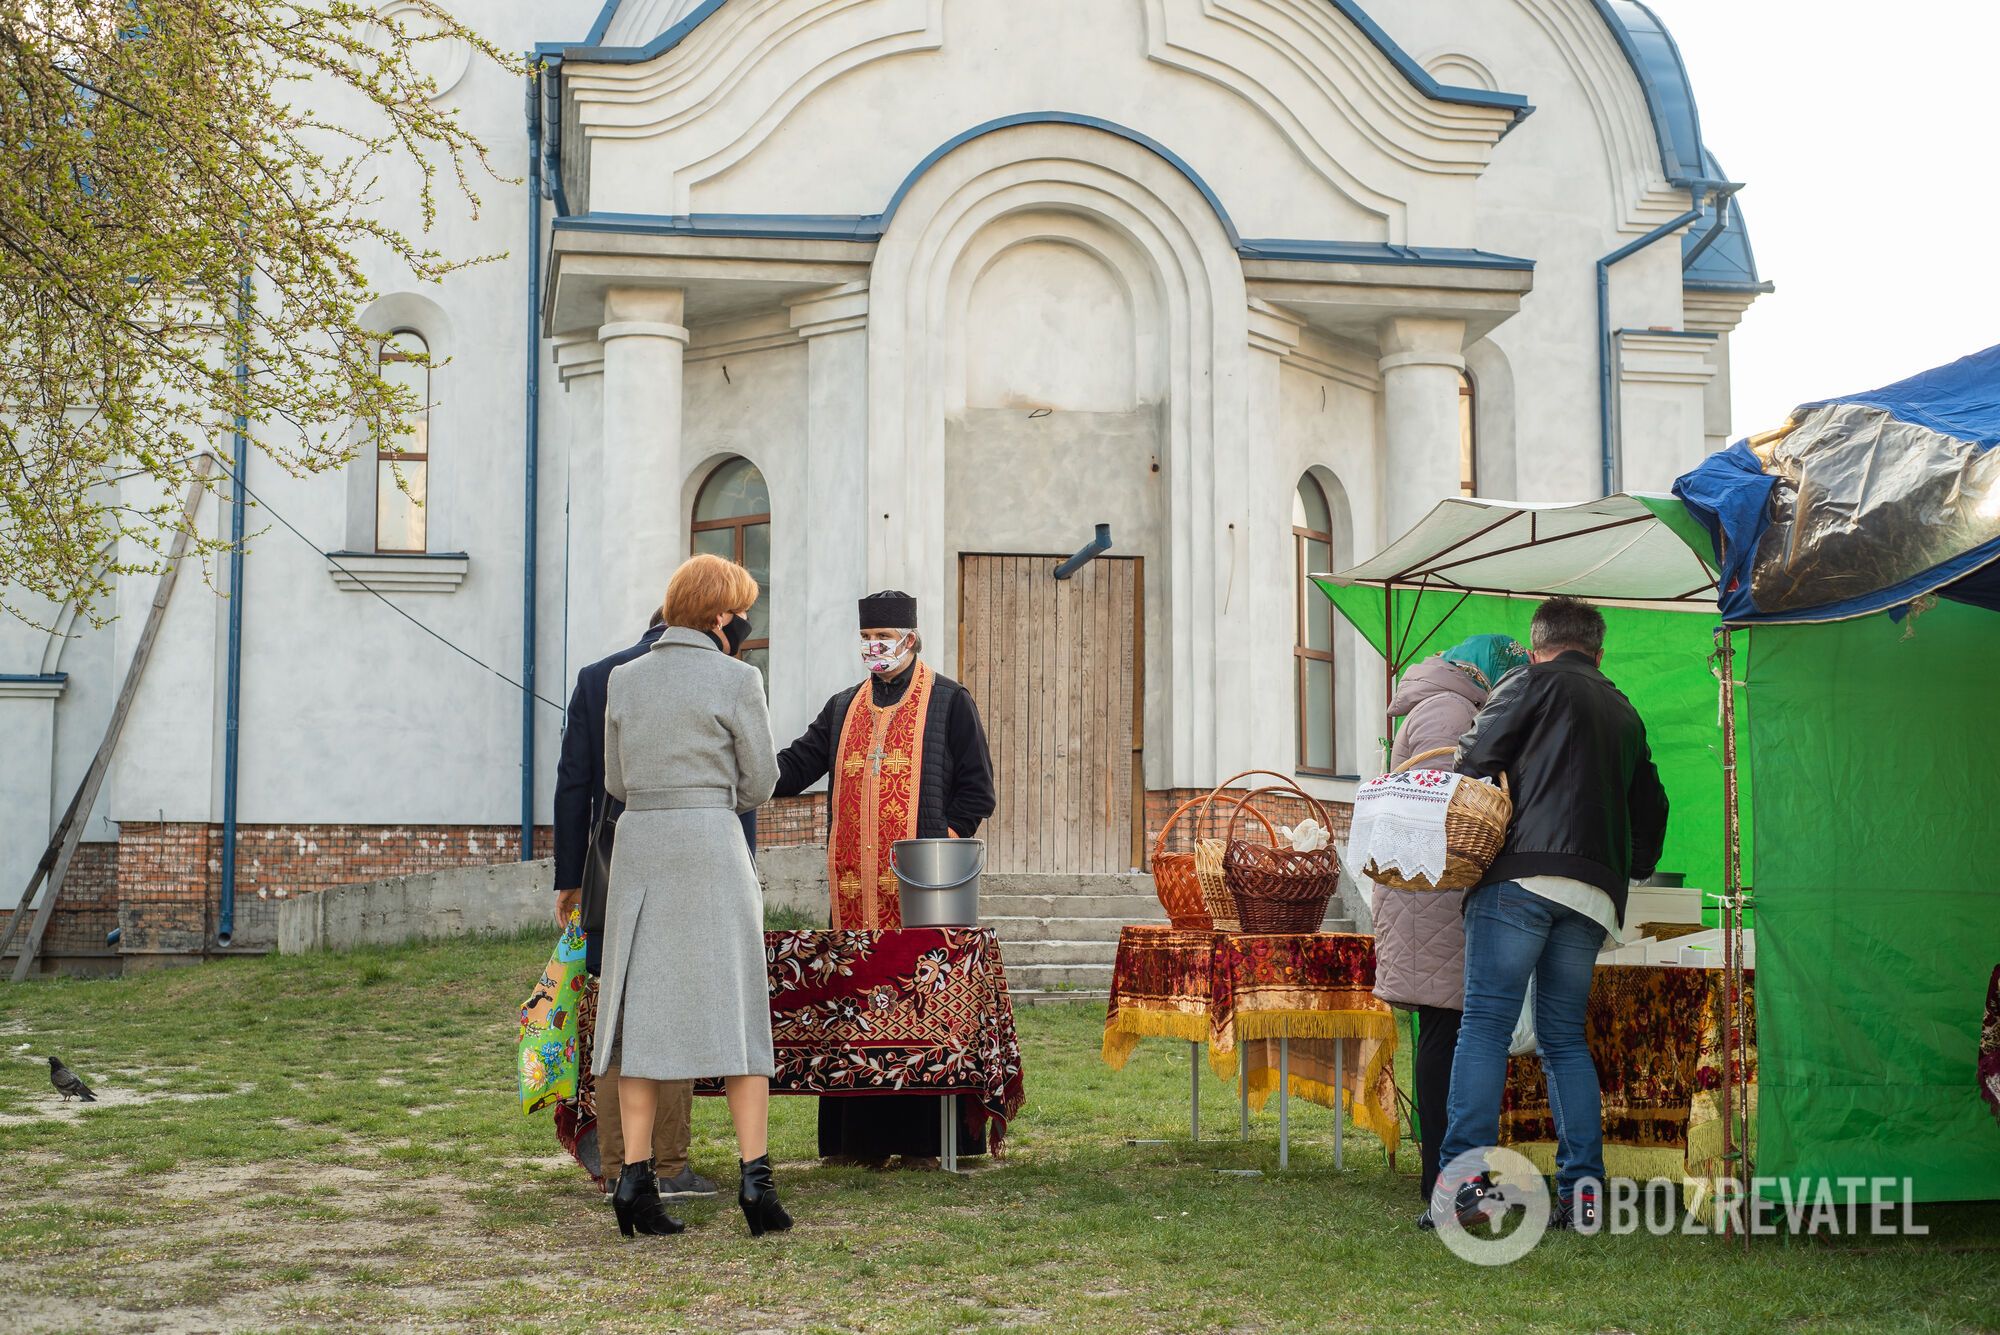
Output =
[
  {"x1": 1278, "y1": 1033, "x2": 1291, "y2": 1171},
  {"x1": 1334, "y1": 1039, "x2": 1345, "y2": 1172},
  {"x1": 1190, "y1": 1041, "x2": 1201, "y2": 1143},
  {"x1": 1238, "y1": 1043, "x2": 1249, "y2": 1140}
]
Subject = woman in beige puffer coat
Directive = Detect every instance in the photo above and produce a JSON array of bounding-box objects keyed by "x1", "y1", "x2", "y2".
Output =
[{"x1": 1372, "y1": 633, "x2": 1526, "y2": 1207}]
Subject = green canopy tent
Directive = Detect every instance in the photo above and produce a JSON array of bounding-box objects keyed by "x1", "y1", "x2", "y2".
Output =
[{"x1": 1316, "y1": 494, "x2": 2000, "y2": 1204}]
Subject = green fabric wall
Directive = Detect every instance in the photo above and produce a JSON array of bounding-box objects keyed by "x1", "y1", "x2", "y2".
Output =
[
  {"x1": 1317, "y1": 583, "x2": 1732, "y2": 897},
  {"x1": 1747, "y1": 601, "x2": 2000, "y2": 1200}
]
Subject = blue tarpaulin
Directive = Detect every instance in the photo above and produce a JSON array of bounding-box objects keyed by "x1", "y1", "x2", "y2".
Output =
[{"x1": 1674, "y1": 344, "x2": 2000, "y2": 623}]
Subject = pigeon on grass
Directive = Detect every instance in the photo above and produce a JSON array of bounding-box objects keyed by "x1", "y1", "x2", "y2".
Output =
[{"x1": 48, "y1": 1056, "x2": 97, "y2": 1103}]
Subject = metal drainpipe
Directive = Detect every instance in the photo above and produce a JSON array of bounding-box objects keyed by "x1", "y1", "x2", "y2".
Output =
[
  {"x1": 1596, "y1": 191, "x2": 1711, "y2": 495},
  {"x1": 521, "y1": 67, "x2": 543, "y2": 861},
  {"x1": 219, "y1": 271, "x2": 251, "y2": 949}
]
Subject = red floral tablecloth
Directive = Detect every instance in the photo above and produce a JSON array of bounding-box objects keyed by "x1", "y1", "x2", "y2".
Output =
[
  {"x1": 1102, "y1": 925, "x2": 1400, "y2": 1151},
  {"x1": 1501, "y1": 963, "x2": 1757, "y2": 1188},
  {"x1": 694, "y1": 929, "x2": 1027, "y2": 1148}
]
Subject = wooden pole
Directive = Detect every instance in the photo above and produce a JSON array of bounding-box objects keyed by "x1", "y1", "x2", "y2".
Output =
[{"x1": 7, "y1": 458, "x2": 216, "y2": 981}]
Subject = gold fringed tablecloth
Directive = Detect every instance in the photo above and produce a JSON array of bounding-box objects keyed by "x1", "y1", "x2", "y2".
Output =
[
  {"x1": 1102, "y1": 925, "x2": 1400, "y2": 1154},
  {"x1": 1500, "y1": 963, "x2": 1757, "y2": 1202}
]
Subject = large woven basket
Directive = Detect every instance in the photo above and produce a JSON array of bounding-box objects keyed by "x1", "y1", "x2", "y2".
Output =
[
  {"x1": 1222, "y1": 786, "x2": 1343, "y2": 934},
  {"x1": 1192, "y1": 771, "x2": 1296, "y2": 932},
  {"x1": 1150, "y1": 795, "x2": 1214, "y2": 930},
  {"x1": 1357, "y1": 747, "x2": 1512, "y2": 893}
]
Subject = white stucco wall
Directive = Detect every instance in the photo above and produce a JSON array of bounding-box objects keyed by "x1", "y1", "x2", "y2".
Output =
[{"x1": 0, "y1": 0, "x2": 1764, "y2": 863}]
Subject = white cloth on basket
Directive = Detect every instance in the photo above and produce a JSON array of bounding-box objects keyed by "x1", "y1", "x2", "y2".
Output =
[{"x1": 1346, "y1": 766, "x2": 1464, "y2": 888}]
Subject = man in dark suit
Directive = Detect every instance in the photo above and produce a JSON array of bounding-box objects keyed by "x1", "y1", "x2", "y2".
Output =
[{"x1": 555, "y1": 609, "x2": 756, "y2": 1200}]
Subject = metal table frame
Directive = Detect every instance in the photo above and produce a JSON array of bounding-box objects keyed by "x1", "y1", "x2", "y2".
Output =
[{"x1": 1178, "y1": 1025, "x2": 1345, "y2": 1170}]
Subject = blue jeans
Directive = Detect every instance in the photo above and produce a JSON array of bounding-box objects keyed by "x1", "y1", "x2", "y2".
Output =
[{"x1": 1438, "y1": 881, "x2": 1607, "y2": 1200}]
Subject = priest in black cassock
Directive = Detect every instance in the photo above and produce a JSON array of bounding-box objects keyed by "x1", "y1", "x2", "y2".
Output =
[{"x1": 774, "y1": 590, "x2": 997, "y2": 1167}]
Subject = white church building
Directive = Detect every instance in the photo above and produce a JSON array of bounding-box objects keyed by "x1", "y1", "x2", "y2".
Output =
[{"x1": 1, "y1": 0, "x2": 1769, "y2": 965}]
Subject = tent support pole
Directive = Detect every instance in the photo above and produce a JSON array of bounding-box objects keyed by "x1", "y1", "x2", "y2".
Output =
[{"x1": 1718, "y1": 626, "x2": 1751, "y2": 1247}]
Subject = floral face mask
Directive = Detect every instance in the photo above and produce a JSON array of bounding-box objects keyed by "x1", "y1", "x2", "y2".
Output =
[{"x1": 861, "y1": 631, "x2": 916, "y2": 677}]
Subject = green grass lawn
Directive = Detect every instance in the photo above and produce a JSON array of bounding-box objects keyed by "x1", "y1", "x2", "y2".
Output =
[{"x1": 1, "y1": 934, "x2": 1995, "y2": 1334}]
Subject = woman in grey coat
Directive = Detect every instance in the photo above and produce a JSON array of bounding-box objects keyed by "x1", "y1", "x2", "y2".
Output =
[
  {"x1": 594, "y1": 553, "x2": 790, "y2": 1239},
  {"x1": 1373, "y1": 633, "x2": 1527, "y2": 1215}
]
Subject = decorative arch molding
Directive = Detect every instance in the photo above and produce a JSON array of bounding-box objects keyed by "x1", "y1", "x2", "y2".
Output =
[
  {"x1": 1462, "y1": 336, "x2": 1519, "y2": 501},
  {"x1": 1140, "y1": 0, "x2": 1517, "y2": 183},
  {"x1": 867, "y1": 121, "x2": 1247, "y2": 781},
  {"x1": 1505, "y1": 0, "x2": 1693, "y2": 232},
  {"x1": 356, "y1": 291, "x2": 456, "y2": 364},
  {"x1": 561, "y1": 0, "x2": 1521, "y2": 236},
  {"x1": 1421, "y1": 50, "x2": 1497, "y2": 93},
  {"x1": 38, "y1": 543, "x2": 116, "y2": 676},
  {"x1": 565, "y1": 0, "x2": 947, "y2": 166}
]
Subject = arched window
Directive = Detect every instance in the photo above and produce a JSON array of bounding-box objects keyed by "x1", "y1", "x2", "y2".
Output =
[
  {"x1": 1294, "y1": 475, "x2": 1336, "y2": 775},
  {"x1": 692, "y1": 457, "x2": 771, "y2": 680},
  {"x1": 1459, "y1": 369, "x2": 1478, "y2": 497},
  {"x1": 375, "y1": 331, "x2": 430, "y2": 552}
]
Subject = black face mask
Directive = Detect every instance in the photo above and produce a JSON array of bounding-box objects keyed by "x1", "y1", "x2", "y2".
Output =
[{"x1": 723, "y1": 613, "x2": 753, "y2": 657}]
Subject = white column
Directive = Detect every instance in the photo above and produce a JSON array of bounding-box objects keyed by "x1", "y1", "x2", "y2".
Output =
[
  {"x1": 551, "y1": 334, "x2": 607, "y2": 671},
  {"x1": 0, "y1": 676, "x2": 63, "y2": 903},
  {"x1": 1232, "y1": 301, "x2": 1306, "y2": 780},
  {"x1": 787, "y1": 284, "x2": 870, "y2": 746},
  {"x1": 1616, "y1": 332, "x2": 1719, "y2": 493},
  {"x1": 1378, "y1": 316, "x2": 1468, "y2": 537},
  {"x1": 598, "y1": 288, "x2": 689, "y2": 636}
]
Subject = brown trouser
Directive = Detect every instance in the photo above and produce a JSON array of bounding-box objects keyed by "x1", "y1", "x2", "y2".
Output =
[{"x1": 596, "y1": 1062, "x2": 694, "y2": 1178}]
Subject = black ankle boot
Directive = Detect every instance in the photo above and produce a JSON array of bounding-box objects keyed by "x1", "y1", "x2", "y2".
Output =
[
  {"x1": 611, "y1": 1160, "x2": 685, "y2": 1238},
  {"x1": 738, "y1": 1154, "x2": 793, "y2": 1237}
]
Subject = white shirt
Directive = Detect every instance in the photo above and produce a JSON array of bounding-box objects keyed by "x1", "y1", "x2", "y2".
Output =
[{"x1": 1516, "y1": 875, "x2": 1628, "y2": 951}]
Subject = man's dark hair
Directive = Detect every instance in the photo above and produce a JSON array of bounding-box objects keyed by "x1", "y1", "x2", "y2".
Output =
[
  {"x1": 1530, "y1": 596, "x2": 1606, "y2": 657},
  {"x1": 647, "y1": 606, "x2": 666, "y2": 631}
]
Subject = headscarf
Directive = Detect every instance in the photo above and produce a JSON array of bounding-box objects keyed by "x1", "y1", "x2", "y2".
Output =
[{"x1": 1440, "y1": 633, "x2": 1530, "y2": 692}]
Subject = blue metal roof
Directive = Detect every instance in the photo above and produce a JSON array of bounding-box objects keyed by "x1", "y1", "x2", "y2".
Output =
[
  {"x1": 1682, "y1": 152, "x2": 1771, "y2": 293},
  {"x1": 1593, "y1": 3, "x2": 1768, "y2": 291},
  {"x1": 1595, "y1": 1, "x2": 1713, "y2": 188}
]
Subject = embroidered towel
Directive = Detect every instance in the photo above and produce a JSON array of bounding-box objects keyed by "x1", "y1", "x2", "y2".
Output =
[{"x1": 1347, "y1": 767, "x2": 1462, "y2": 887}]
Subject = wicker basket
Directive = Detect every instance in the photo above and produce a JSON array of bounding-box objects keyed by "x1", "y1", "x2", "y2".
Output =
[
  {"x1": 1356, "y1": 747, "x2": 1512, "y2": 892},
  {"x1": 1221, "y1": 786, "x2": 1343, "y2": 934},
  {"x1": 1190, "y1": 771, "x2": 1295, "y2": 931},
  {"x1": 1150, "y1": 794, "x2": 1214, "y2": 930}
]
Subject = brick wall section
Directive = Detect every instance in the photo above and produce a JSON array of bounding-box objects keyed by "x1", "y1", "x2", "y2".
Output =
[
  {"x1": 0, "y1": 841, "x2": 120, "y2": 963},
  {"x1": 759, "y1": 795, "x2": 828, "y2": 850},
  {"x1": 19, "y1": 792, "x2": 1351, "y2": 962},
  {"x1": 757, "y1": 788, "x2": 1353, "y2": 867},
  {"x1": 114, "y1": 822, "x2": 555, "y2": 954}
]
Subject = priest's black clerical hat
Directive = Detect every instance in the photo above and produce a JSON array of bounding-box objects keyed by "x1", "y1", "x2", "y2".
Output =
[{"x1": 859, "y1": 590, "x2": 918, "y2": 630}]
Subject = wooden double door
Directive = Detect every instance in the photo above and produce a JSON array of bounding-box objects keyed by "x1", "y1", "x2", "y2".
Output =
[{"x1": 959, "y1": 554, "x2": 1142, "y2": 874}]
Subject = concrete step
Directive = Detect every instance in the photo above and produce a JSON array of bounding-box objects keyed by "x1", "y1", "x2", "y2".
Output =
[
  {"x1": 1005, "y1": 962, "x2": 1116, "y2": 991},
  {"x1": 981, "y1": 872, "x2": 1157, "y2": 897},
  {"x1": 995, "y1": 939, "x2": 1138, "y2": 967},
  {"x1": 985, "y1": 915, "x2": 1135, "y2": 943},
  {"x1": 981, "y1": 892, "x2": 1167, "y2": 921},
  {"x1": 1010, "y1": 988, "x2": 1111, "y2": 1006}
]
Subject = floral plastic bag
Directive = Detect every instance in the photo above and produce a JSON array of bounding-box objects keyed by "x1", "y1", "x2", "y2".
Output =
[{"x1": 517, "y1": 912, "x2": 588, "y2": 1115}]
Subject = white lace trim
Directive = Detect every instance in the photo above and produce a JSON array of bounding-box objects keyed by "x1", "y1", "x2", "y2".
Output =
[{"x1": 1347, "y1": 770, "x2": 1463, "y2": 887}]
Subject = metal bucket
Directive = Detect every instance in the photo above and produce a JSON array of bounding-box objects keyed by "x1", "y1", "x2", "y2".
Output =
[{"x1": 891, "y1": 838, "x2": 985, "y2": 928}]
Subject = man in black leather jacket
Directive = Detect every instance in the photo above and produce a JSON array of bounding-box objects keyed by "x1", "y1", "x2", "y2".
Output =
[{"x1": 1432, "y1": 597, "x2": 1668, "y2": 1233}]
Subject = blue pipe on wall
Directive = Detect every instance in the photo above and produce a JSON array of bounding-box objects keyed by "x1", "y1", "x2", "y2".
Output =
[
  {"x1": 219, "y1": 271, "x2": 251, "y2": 948},
  {"x1": 1595, "y1": 195, "x2": 1708, "y2": 495},
  {"x1": 521, "y1": 69, "x2": 544, "y2": 861}
]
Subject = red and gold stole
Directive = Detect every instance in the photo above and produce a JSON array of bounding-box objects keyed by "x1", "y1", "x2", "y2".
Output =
[{"x1": 827, "y1": 662, "x2": 935, "y2": 930}]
